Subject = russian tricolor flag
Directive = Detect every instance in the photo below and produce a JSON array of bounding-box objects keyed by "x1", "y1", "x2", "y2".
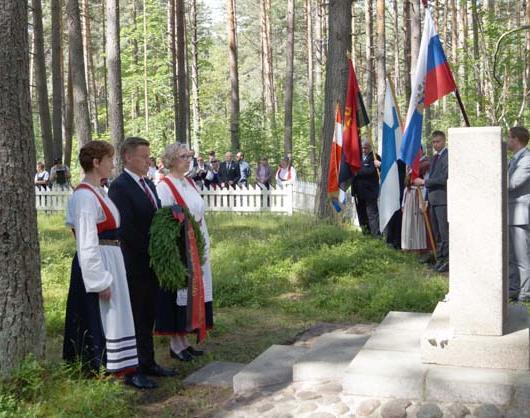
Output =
[{"x1": 399, "y1": 9, "x2": 456, "y2": 166}]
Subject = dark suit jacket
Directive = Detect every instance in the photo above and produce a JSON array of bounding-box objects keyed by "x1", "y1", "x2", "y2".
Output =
[
  {"x1": 352, "y1": 152, "x2": 381, "y2": 201},
  {"x1": 108, "y1": 171, "x2": 161, "y2": 279},
  {"x1": 219, "y1": 161, "x2": 240, "y2": 184},
  {"x1": 425, "y1": 149, "x2": 448, "y2": 206}
]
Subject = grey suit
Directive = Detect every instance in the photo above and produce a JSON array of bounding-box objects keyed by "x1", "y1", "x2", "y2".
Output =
[
  {"x1": 426, "y1": 149, "x2": 449, "y2": 261},
  {"x1": 508, "y1": 147, "x2": 530, "y2": 301}
]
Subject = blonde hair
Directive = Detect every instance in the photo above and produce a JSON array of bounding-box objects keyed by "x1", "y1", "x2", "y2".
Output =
[{"x1": 161, "y1": 142, "x2": 188, "y2": 169}]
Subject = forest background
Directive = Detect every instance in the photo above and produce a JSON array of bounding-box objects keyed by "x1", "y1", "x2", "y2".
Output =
[{"x1": 30, "y1": 0, "x2": 530, "y2": 184}]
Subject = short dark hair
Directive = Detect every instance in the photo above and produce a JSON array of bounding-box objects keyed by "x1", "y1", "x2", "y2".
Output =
[
  {"x1": 121, "y1": 136, "x2": 150, "y2": 160},
  {"x1": 79, "y1": 140, "x2": 115, "y2": 172},
  {"x1": 208, "y1": 150, "x2": 216, "y2": 156},
  {"x1": 509, "y1": 126, "x2": 529, "y2": 146},
  {"x1": 432, "y1": 130, "x2": 446, "y2": 139}
]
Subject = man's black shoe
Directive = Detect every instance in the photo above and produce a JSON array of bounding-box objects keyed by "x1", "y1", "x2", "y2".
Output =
[
  {"x1": 124, "y1": 373, "x2": 157, "y2": 389},
  {"x1": 143, "y1": 363, "x2": 177, "y2": 377},
  {"x1": 169, "y1": 348, "x2": 194, "y2": 362},
  {"x1": 185, "y1": 346, "x2": 204, "y2": 357}
]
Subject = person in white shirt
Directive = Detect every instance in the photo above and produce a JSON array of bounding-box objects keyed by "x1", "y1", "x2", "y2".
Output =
[
  {"x1": 34, "y1": 162, "x2": 49, "y2": 190},
  {"x1": 275, "y1": 157, "x2": 297, "y2": 187}
]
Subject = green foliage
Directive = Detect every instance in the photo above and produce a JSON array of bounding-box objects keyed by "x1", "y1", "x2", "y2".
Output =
[
  {"x1": 149, "y1": 206, "x2": 206, "y2": 292},
  {"x1": 208, "y1": 213, "x2": 447, "y2": 321},
  {"x1": 0, "y1": 356, "x2": 132, "y2": 417}
]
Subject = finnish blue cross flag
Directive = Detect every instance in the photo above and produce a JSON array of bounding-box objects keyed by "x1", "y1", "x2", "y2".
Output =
[{"x1": 378, "y1": 80, "x2": 402, "y2": 232}]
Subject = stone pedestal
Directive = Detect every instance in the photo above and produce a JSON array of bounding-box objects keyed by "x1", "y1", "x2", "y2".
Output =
[{"x1": 420, "y1": 127, "x2": 529, "y2": 370}]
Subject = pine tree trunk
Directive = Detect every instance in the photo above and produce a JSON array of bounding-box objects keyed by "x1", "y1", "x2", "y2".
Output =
[
  {"x1": 64, "y1": 59, "x2": 74, "y2": 168},
  {"x1": 51, "y1": 0, "x2": 63, "y2": 160},
  {"x1": 67, "y1": 0, "x2": 92, "y2": 146},
  {"x1": 131, "y1": 0, "x2": 140, "y2": 119},
  {"x1": 0, "y1": 0, "x2": 45, "y2": 375},
  {"x1": 83, "y1": 0, "x2": 100, "y2": 137},
  {"x1": 316, "y1": 0, "x2": 352, "y2": 219},
  {"x1": 101, "y1": 0, "x2": 109, "y2": 130},
  {"x1": 306, "y1": 0, "x2": 317, "y2": 176},
  {"x1": 403, "y1": 0, "x2": 412, "y2": 99},
  {"x1": 261, "y1": 0, "x2": 276, "y2": 132},
  {"x1": 143, "y1": 0, "x2": 149, "y2": 132},
  {"x1": 176, "y1": 0, "x2": 188, "y2": 145},
  {"x1": 393, "y1": 0, "x2": 400, "y2": 95},
  {"x1": 169, "y1": 0, "x2": 178, "y2": 139},
  {"x1": 471, "y1": 0, "x2": 484, "y2": 116},
  {"x1": 315, "y1": 0, "x2": 324, "y2": 89},
  {"x1": 105, "y1": 0, "x2": 125, "y2": 166},
  {"x1": 375, "y1": 0, "x2": 385, "y2": 145},
  {"x1": 284, "y1": 0, "x2": 295, "y2": 157},
  {"x1": 190, "y1": 0, "x2": 201, "y2": 153},
  {"x1": 32, "y1": 0, "x2": 54, "y2": 169},
  {"x1": 365, "y1": 0, "x2": 374, "y2": 132},
  {"x1": 226, "y1": 0, "x2": 240, "y2": 150},
  {"x1": 410, "y1": 0, "x2": 421, "y2": 71}
]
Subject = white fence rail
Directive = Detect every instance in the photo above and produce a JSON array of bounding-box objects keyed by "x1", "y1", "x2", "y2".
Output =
[{"x1": 35, "y1": 182, "x2": 317, "y2": 215}]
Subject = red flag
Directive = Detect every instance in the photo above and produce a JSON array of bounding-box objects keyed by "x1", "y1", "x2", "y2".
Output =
[
  {"x1": 342, "y1": 60, "x2": 369, "y2": 173},
  {"x1": 327, "y1": 103, "x2": 343, "y2": 197}
]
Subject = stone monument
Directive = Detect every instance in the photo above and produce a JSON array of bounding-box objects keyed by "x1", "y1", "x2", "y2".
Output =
[{"x1": 343, "y1": 127, "x2": 530, "y2": 405}]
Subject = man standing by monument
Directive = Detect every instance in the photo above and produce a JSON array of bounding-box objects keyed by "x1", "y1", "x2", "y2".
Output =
[
  {"x1": 507, "y1": 126, "x2": 530, "y2": 302},
  {"x1": 413, "y1": 131, "x2": 449, "y2": 272}
]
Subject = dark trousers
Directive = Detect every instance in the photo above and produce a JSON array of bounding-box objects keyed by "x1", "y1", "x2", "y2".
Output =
[
  {"x1": 128, "y1": 275, "x2": 157, "y2": 371},
  {"x1": 356, "y1": 198, "x2": 380, "y2": 236},
  {"x1": 430, "y1": 204, "x2": 449, "y2": 260}
]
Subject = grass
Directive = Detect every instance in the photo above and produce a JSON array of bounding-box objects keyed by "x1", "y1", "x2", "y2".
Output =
[{"x1": 1, "y1": 212, "x2": 447, "y2": 417}]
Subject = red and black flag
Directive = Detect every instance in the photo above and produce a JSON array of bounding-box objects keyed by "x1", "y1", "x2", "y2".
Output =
[{"x1": 339, "y1": 59, "x2": 370, "y2": 190}]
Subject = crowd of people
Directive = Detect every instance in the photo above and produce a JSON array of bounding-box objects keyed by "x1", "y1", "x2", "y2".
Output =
[
  {"x1": 144, "y1": 150, "x2": 297, "y2": 190},
  {"x1": 34, "y1": 158, "x2": 71, "y2": 190}
]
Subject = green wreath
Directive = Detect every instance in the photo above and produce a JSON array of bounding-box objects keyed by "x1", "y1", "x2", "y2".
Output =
[{"x1": 149, "y1": 205, "x2": 206, "y2": 292}]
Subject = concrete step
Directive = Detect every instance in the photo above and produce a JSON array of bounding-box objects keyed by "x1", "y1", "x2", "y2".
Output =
[
  {"x1": 183, "y1": 361, "x2": 246, "y2": 388},
  {"x1": 292, "y1": 331, "x2": 369, "y2": 383},
  {"x1": 232, "y1": 344, "x2": 308, "y2": 394}
]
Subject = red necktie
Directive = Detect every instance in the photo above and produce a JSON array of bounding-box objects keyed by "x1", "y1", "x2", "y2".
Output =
[{"x1": 139, "y1": 177, "x2": 157, "y2": 209}]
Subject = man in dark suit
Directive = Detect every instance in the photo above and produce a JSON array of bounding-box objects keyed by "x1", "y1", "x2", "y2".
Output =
[
  {"x1": 109, "y1": 137, "x2": 176, "y2": 389},
  {"x1": 414, "y1": 130, "x2": 449, "y2": 272},
  {"x1": 353, "y1": 140, "x2": 381, "y2": 236},
  {"x1": 219, "y1": 151, "x2": 240, "y2": 188}
]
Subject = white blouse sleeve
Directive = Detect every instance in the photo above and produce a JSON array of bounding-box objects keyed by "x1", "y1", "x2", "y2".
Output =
[
  {"x1": 156, "y1": 181, "x2": 175, "y2": 207},
  {"x1": 73, "y1": 191, "x2": 113, "y2": 293}
]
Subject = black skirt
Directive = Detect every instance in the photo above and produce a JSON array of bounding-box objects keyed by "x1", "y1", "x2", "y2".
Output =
[
  {"x1": 63, "y1": 253, "x2": 107, "y2": 372},
  {"x1": 154, "y1": 287, "x2": 213, "y2": 336}
]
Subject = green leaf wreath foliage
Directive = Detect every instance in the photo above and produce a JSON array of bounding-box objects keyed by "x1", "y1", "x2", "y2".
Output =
[{"x1": 149, "y1": 206, "x2": 206, "y2": 292}]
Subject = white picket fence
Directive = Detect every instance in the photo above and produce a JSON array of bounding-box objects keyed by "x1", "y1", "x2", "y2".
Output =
[{"x1": 35, "y1": 182, "x2": 318, "y2": 215}]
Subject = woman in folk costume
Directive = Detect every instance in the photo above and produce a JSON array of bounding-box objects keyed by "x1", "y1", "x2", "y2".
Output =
[
  {"x1": 401, "y1": 155, "x2": 434, "y2": 252},
  {"x1": 155, "y1": 142, "x2": 213, "y2": 361},
  {"x1": 63, "y1": 141, "x2": 139, "y2": 381},
  {"x1": 275, "y1": 156, "x2": 297, "y2": 187}
]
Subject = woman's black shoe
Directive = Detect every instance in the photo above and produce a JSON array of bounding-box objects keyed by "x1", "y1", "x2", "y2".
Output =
[
  {"x1": 185, "y1": 346, "x2": 204, "y2": 356},
  {"x1": 169, "y1": 348, "x2": 193, "y2": 362}
]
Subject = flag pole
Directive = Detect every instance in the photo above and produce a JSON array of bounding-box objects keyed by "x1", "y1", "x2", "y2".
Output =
[{"x1": 454, "y1": 88, "x2": 471, "y2": 127}]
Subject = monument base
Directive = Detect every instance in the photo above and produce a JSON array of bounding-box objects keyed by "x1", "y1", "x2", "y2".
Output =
[
  {"x1": 342, "y1": 311, "x2": 530, "y2": 405},
  {"x1": 421, "y1": 302, "x2": 530, "y2": 370}
]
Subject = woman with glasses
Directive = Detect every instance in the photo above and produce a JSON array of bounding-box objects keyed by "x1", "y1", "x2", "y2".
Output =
[{"x1": 154, "y1": 142, "x2": 214, "y2": 361}]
